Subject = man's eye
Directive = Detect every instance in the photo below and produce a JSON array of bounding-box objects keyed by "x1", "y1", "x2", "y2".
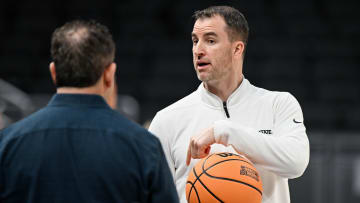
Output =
[
  {"x1": 192, "y1": 39, "x2": 198, "y2": 44},
  {"x1": 208, "y1": 40, "x2": 215, "y2": 44}
]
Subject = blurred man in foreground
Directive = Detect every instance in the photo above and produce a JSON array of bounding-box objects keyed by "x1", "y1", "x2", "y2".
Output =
[{"x1": 0, "y1": 20, "x2": 178, "y2": 203}]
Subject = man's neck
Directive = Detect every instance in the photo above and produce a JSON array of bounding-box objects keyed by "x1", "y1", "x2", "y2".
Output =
[
  {"x1": 204, "y1": 74, "x2": 244, "y2": 102},
  {"x1": 56, "y1": 86, "x2": 103, "y2": 96}
]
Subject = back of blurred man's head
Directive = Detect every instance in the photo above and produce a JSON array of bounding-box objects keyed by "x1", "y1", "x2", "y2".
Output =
[{"x1": 50, "y1": 20, "x2": 115, "y2": 88}]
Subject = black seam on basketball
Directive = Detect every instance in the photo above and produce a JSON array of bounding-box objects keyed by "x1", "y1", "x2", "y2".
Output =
[
  {"x1": 204, "y1": 172, "x2": 262, "y2": 195},
  {"x1": 202, "y1": 158, "x2": 262, "y2": 195},
  {"x1": 202, "y1": 158, "x2": 250, "y2": 172},
  {"x1": 188, "y1": 154, "x2": 252, "y2": 197},
  {"x1": 194, "y1": 166, "x2": 224, "y2": 203},
  {"x1": 203, "y1": 154, "x2": 253, "y2": 170},
  {"x1": 187, "y1": 181, "x2": 194, "y2": 201},
  {"x1": 193, "y1": 182, "x2": 200, "y2": 203},
  {"x1": 188, "y1": 157, "x2": 219, "y2": 198},
  {"x1": 188, "y1": 168, "x2": 198, "y2": 200},
  {"x1": 187, "y1": 154, "x2": 260, "y2": 202},
  {"x1": 187, "y1": 180, "x2": 201, "y2": 203}
]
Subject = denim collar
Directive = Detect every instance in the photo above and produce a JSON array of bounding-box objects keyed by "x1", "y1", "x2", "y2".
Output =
[{"x1": 48, "y1": 94, "x2": 110, "y2": 109}]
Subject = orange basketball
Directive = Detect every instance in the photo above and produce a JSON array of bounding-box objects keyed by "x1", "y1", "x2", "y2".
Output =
[{"x1": 186, "y1": 152, "x2": 263, "y2": 203}]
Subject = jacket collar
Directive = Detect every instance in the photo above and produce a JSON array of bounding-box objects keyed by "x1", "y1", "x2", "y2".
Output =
[
  {"x1": 198, "y1": 78, "x2": 250, "y2": 108},
  {"x1": 48, "y1": 94, "x2": 111, "y2": 109}
]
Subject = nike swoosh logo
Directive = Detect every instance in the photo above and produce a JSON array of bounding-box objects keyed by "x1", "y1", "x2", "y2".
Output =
[{"x1": 293, "y1": 119, "x2": 302, "y2": 124}]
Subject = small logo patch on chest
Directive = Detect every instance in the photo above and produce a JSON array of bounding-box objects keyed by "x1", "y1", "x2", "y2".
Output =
[{"x1": 258, "y1": 130, "x2": 272, "y2": 135}]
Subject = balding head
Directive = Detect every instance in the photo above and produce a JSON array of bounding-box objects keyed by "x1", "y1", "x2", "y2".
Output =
[{"x1": 50, "y1": 20, "x2": 115, "y2": 88}]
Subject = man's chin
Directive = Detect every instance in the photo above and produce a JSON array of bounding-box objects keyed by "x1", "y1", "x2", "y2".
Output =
[{"x1": 197, "y1": 75, "x2": 212, "y2": 82}]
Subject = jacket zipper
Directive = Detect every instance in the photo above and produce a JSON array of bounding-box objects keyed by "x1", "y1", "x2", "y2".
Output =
[{"x1": 223, "y1": 101, "x2": 230, "y2": 118}]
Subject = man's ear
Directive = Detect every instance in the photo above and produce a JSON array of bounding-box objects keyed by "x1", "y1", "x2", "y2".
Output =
[
  {"x1": 233, "y1": 41, "x2": 245, "y2": 58},
  {"x1": 49, "y1": 62, "x2": 57, "y2": 85},
  {"x1": 103, "y1": 62, "x2": 117, "y2": 88}
]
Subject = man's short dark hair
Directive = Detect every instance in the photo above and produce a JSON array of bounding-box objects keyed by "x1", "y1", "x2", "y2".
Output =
[
  {"x1": 193, "y1": 6, "x2": 249, "y2": 45},
  {"x1": 51, "y1": 20, "x2": 115, "y2": 88}
]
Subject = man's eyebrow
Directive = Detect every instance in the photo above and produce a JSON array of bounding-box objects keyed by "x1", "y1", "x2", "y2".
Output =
[
  {"x1": 204, "y1": 32, "x2": 218, "y2": 37},
  {"x1": 191, "y1": 32, "x2": 218, "y2": 38}
]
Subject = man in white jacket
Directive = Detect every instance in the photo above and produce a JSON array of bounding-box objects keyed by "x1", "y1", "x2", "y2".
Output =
[{"x1": 149, "y1": 5, "x2": 310, "y2": 203}]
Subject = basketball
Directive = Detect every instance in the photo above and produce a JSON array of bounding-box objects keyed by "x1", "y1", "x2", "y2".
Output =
[{"x1": 186, "y1": 152, "x2": 263, "y2": 203}]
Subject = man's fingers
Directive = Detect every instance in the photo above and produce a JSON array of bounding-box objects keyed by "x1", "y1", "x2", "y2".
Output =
[
  {"x1": 186, "y1": 142, "x2": 192, "y2": 166},
  {"x1": 204, "y1": 146, "x2": 210, "y2": 155},
  {"x1": 187, "y1": 131, "x2": 215, "y2": 166}
]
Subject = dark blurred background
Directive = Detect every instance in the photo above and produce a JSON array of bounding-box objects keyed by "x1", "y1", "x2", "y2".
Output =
[{"x1": 1, "y1": 0, "x2": 360, "y2": 202}]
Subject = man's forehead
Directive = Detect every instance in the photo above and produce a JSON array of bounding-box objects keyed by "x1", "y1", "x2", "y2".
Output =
[{"x1": 192, "y1": 15, "x2": 226, "y2": 36}]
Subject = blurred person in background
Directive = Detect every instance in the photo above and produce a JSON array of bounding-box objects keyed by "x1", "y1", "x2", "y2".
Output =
[
  {"x1": 0, "y1": 79, "x2": 35, "y2": 128},
  {"x1": 0, "y1": 20, "x2": 178, "y2": 203},
  {"x1": 149, "y1": 5, "x2": 309, "y2": 203},
  {"x1": 0, "y1": 100, "x2": 4, "y2": 129},
  {"x1": 0, "y1": 113, "x2": 3, "y2": 130}
]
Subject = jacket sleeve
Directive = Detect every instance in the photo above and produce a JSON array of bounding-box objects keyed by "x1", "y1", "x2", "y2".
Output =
[
  {"x1": 149, "y1": 138, "x2": 179, "y2": 203},
  {"x1": 214, "y1": 93, "x2": 310, "y2": 179},
  {"x1": 148, "y1": 113, "x2": 176, "y2": 178}
]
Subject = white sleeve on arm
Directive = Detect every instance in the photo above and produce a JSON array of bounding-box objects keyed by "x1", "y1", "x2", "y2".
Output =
[
  {"x1": 148, "y1": 113, "x2": 176, "y2": 178},
  {"x1": 214, "y1": 93, "x2": 310, "y2": 179}
]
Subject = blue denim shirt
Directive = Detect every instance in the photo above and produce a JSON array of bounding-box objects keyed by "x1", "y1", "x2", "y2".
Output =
[{"x1": 0, "y1": 94, "x2": 178, "y2": 203}]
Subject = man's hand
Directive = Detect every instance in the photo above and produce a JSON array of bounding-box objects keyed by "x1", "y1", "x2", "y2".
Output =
[{"x1": 186, "y1": 127, "x2": 216, "y2": 165}]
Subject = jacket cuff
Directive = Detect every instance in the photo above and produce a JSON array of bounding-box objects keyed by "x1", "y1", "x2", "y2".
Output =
[{"x1": 213, "y1": 120, "x2": 230, "y2": 146}]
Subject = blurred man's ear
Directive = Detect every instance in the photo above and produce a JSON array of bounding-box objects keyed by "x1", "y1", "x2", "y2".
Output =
[
  {"x1": 103, "y1": 62, "x2": 117, "y2": 108},
  {"x1": 104, "y1": 62, "x2": 117, "y2": 88},
  {"x1": 49, "y1": 62, "x2": 57, "y2": 85},
  {"x1": 233, "y1": 41, "x2": 245, "y2": 58}
]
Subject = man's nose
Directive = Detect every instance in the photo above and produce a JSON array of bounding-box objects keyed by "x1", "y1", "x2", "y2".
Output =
[{"x1": 193, "y1": 43, "x2": 205, "y2": 58}]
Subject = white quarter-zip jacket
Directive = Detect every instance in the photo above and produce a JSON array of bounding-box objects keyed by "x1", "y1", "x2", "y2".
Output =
[{"x1": 149, "y1": 78, "x2": 310, "y2": 203}]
